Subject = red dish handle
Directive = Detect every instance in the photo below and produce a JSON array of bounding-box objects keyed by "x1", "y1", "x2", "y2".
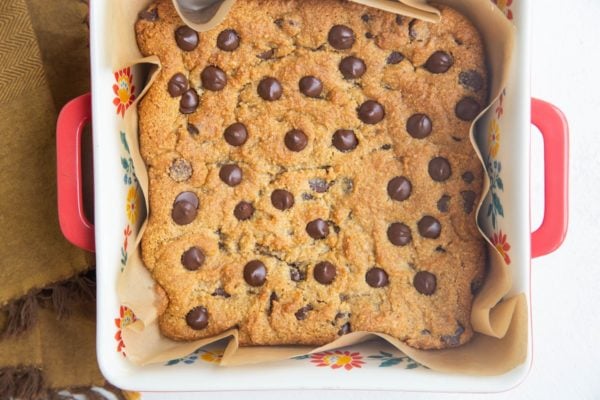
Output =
[
  {"x1": 530, "y1": 98, "x2": 569, "y2": 258},
  {"x1": 56, "y1": 93, "x2": 95, "y2": 252}
]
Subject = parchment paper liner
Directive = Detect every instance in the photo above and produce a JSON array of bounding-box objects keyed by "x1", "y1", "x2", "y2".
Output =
[{"x1": 115, "y1": 0, "x2": 525, "y2": 375}]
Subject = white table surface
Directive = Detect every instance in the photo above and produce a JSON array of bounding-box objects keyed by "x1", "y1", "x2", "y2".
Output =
[{"x1": 138, "y1": 1, "x2": 600, "y2": 398}]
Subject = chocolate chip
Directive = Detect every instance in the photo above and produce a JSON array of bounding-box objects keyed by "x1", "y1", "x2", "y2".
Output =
[
  {"x1": 211, "y1": 288, "x2": 231, "y2": 298},
  {"x1": 284, "y1": 129, "x2": 308, "y2": 152},
  {"x1": 332, "y1": 129, "x2": 358, "y2": 152},
  {"x1": 187, "y1": 123, "x2": 199, "y2": 135},
  {"x1": 274, "y1": 18, "x2": 284, "y2": 27},
  {"x1": 428, "y1": 157, "x2": 451, "y2": 182},
  {"x1": 169, "y1": 159, "x2": 192, "y2": 182},
  {"x1": 387, "y1": 51, "x2": 405, "y2": 65},
  {"x1": 186, "y1": 306, "x2": 208, "y2": 330},
  {"x1": 175, "y1": 26, "x2": 199, "y2": 51},
  {"x1": 339, "y1": 56, "x2": 366, "y2": 79},
  {"x1": 217, "y1": 29, "x2": 240, "y2": 51},
  {"x1": 381, "y1": 144, "x2": 392, "y2": 150},
  {"x1": 314, "y1": 261, "x2": 336, "y2": 285},
  {"x1": 181, "y1": 247, "x2": 205, "y2": 271},
  {"x1": 418, "y1": 216, "x2": 441, "y2": 238},
  {"x1": 408, "y1": 19, "x2": 418, "y2": 40},
  {"x1": 471, "y1": 278, "x2": 483, "y2": 295},
  {"x1": 358, "y1": 100, "x2": 385, "y2": 124},
  {"x1": 441, "y1": 324, "x2": 465, "y2": 347},
  {"x1": 455, "y1": 97, "x2": 481, "y2": 121},
  {"x1": 258, "y1": 77, "x2": 282, "y2": 101},
  {"x1": 309, "y1": 178, "x2": 329, "y2": 193},
  {"x1": 365, "y1": 32, "x2": 374, "y2": 39},
  {"x1": 271, "y1": 189, "x2": 294, "y2": 210},
  {"x1": 366, "y1": 267, "x2": 389, "y2": 288},
  {"x1": 306, "y1": 219, "x2": 329, "y2": 240},
  {"x1": 462, "y1": 171, "x2": 474, "y2": 184},
  {"x1": 268, "y1": 292, "x2": 278, "y2": 315},
  {"x1": 234, "y1": 201, "x2": 254, "y2": 221},
  {"x1": 219, "y1": 164, "x2": 242, "y2": 186},
  {"x1": 244, "y1": 260, "x2": 267, "y2": 287},
  {"x1": 172, "y1": 192, "x2": 199, "y2": 225},
  {"x1": 328, "y1": 25, "x2": 355, "y2": 50},
  {"x1": 302, "y1": 193, "x2": 314, "y2": 200},
  {"x1": 387, "y1": 176, "x2": 412, "y2": 201},
  {"x1": 224, "y1": 123, "x2": 248, "y2": 146},
  {"x1": 361, "y1": 14, "x2": 370, "y2": 22},
  {"x1": 338, "y1": 322, "x2": 351, "y2": 335},
  {"x1": 257, "y1": 49, "x2": 275, "y2": 60},
  {"x1": 290, "y1": 265, "x2": 306, "y2": 282},
  {"x1": 435, "y1": 245, "x2": 446, "y2": 253},
  {"x1": 459, "y1": 70, "x2": 484, "y2": 91},
  {"x1": 299, "y1": 76, "x2": 323, "y2": 98},
  {"x1": 201, "y1": 66, "x2": 227, "y2": 91},
  {"x1": 395, "y1": 15, "x2": 404, "y2": 25},
  {"x1": 139, "y1": 8, "x2": 158, "y2": 21},
  {"x1": 414, "y1": 271, "x2": 436, "y2": 295},
  {"x1": 179, "y1": 89, "x2": 199, "y2": 114},
  {"x1": 295, "y1": 304, "x2": 313, "y2": 320},
  {"x1": 461, "y1": 190, "x2": 477, "y2": 213},
  {"x1": 387, "y1": 223, "x2": 412, "y2": 246},
  {"x1": 437, "y1": 195, "x2": 451, "y2": 212},
  {"x1": 421, "y1": 329, "x2": 431, "y2": 335},
  {"x1": 167, "y1": 73, "x2": 188, "y2": 97},
  {"x1": 406, "y1": 114, "x2": 432, "y2": 139},
  {"x1": 425, "y1": 51, "x2": 453, "y2": 73}
]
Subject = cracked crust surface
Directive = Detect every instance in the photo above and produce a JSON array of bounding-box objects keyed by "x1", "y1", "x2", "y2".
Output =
[{"x1": 136, "y1": 0, "x2": 487, "y2": 349}]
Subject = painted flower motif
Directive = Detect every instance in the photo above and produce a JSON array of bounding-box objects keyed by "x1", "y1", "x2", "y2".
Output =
[
  {"x1": 126, "y1": 186, "x2": 141, "y2": 225},
  {"x1": 310, "y1": 350, "x2": 365, "y2": 370},
  {"x1": 488, "y1": 118, "x2": 501, "y2": 158},
  {"x1": 200, "y1": 349, "x2": 224, "y2": 364},
  {"x1": 113, "y1": 67, "x2": 136, "y2": 117},
  {"x1": 165, "y1": 349, "x2": 224, "y2": 366},
  {"x1": 115, "y1": 306, "x2": 137, "y2": 356},
  {"x1": 492, "y1": 0, "x2": 513, "y2": 20},
  {"x1": 491, "y1": 230, "x2": 512, "y2": 264},
  {"x1": 120, "y1": 225, "x2": 132, "y2": 271},
  {"x1": 495, "y1": 89, "x2": 506, "y2": 118},
  {"x1": 486, "y1": 159, "x2": 505, "y2": 229},
  {"x1": 367, "y1": 351, "x2": 425, "y2": 369}
]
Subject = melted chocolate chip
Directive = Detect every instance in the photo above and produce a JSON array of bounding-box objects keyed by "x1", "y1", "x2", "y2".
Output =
[
  {"x1": 175, "y1": 26, "x2": 199, "y2": 51},
  {"x1": 414, "y1": 271, "x2": 436, "y2": 295},
  {"x1": 172, "y1": 192, "x2": 199, "y2": 225},
  {"x1": 338, "y1": 322, "x2": 351, "y2": 335},
  {"x1": 187, "y1": 123, "x2": 199, "y2": 135},
  {"x1": 425, "y1": 51, "x2": 454, "y2": 73},
  {"x1": 361, "y1": 14, "x2": 370, "y2": 22},
  {"x1": 435, "y1": 245, "x2": 446, "y2": 253},
  {"x1": 271, "y1": 189, "x2": 294, "y2": 210},
  {"x1": 366, "y1": 267, "x2": 389, "y2": 288},
  {"x1": 387, "y1": 176, "x2": 412, "y2": 201},
  {"x1": 418, "y1": 216, "x2": 441, "y2": 238},
  {"x1": 181, "y1": 247, "x2": 205, "y2": 271},
  {"x1": 285, "y1": 129, "x2": 308, "y2": 152},
  {"x1": 224, "y1": 123, "x2": 248, "y2": 146},
  {"x1": 455, "y1": 97, "x2": 481, "y2": 121},
  {"x1": 461, "y1": 190, "x2": 477, "y2": 213},
  {"x1": 309, "y1": 178, "x2": 329, "y2": 193},
  {"x1": 257, "y1": 49, "x2": 275, "y2": 60},
  {"x1": 217, "y1": 29, "x2": 240, "y2": 51},
  {"x1": 441, "y1": 324, "x2": 465, "y2": 347},
  {"x1": 234, "y1": 201, "x2": 254, "y2": 221},
  {"x1": 211, "y1": 287, "x2": 231, "y2": 298},
  {"x1": 290, "y1": 266, "x2": 306, "y2": 282},
  {"x1": 437, "y1": 195, "x2": 450, "y2": 212},
  {"x1": 244, "y1": 260, "x2": 267, "y2": 287},
  {"x1": 428, "y1": 157, "x2": 451, "y2": 182},
  {"x1": 387, "y1": 223, "x2": 412, "y2": 246},
  {"x1": 459, "y1": 70, "x2": 484, "y2": 91},
  {"x1": 406, "y1": 113, "x2": 432, "y2": 139},
  {"x1": 365, "y1": 32, "x2": 374, "y2": 39},
  {"x1": 387, "y1": 51, "x2": 405, "y2": 65},
  {"x1": 139, "y1": 8, "x2": 158, "y2": 21},
  {"x1": 358, "y1": 100, "x2": 385, "y2": 124},
  {"x1": 328, "y1": 25, "x2": 355, "y2": 50},
  {"x1": 179, "y1": 89, "x2": 199, "y2": 114},
  {"x1": 258, "y1": 77, "x2": 283, "y2": 101},
  {"x1": 396, "y1": 15, "x2": 404, "y2": 25},
  {"x1": 339, "y1": 56, "x2": 366, "y2": 79},
  {"x1": 169, "y1": 158, "x2": 192, "y2": 182},
  {"x1": 167, "y1": 73, "x2": 188, "y2": 97},
  {"x1": 186, "y1": 306, "x2": 208, "y2": 330},
  {"x1": 219, "y1": 164, "x2": 242, "y2": 186},
  {"x1": 295, "y1": 304, "x2": 313, "y2": 320},
  {"x1": 306, "y1": 219, "x2": 329, "y2": 239},
  {"x1": 462, "y1": 171, "x2": 475, "y2": 184},
  {"x1": 314, "y1": 262, "x2": 336, "y2": 285},
  {"x1": 201, "y1": 66, "x2": 227, "y2": 91},
  {"x1": 299, "y1": 76, "x2": 323, "y2": 98},
  {"x1": 332, "y1": 129, "x2": 358, "y2": 152},
  {"x1": 268, "y1": 292, "x2": 278, "y2": 315}
]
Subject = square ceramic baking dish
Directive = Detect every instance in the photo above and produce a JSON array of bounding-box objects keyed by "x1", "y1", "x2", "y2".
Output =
[{"x1": 56, "y1": 0, "x2": 569, "y2": 392}]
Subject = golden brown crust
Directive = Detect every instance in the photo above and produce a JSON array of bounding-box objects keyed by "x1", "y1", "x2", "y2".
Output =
[{"x1": 136, "y1": 0, "x2": 487, "y2": 349}]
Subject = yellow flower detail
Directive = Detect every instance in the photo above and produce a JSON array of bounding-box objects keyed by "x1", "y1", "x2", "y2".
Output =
[
  {"x1": 200, "y1": 350, "x2": 223, "y2": 364},
  {"x1": 488, "y1": 118, "x2": 501, "y2": 158},
  {"x1": 126, "y1": 186, "x2": 141, "y2": 225}
]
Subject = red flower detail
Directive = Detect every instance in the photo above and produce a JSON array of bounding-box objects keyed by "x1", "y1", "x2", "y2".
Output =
[
  {"x1": 491, "y1": 230, "x2": 512, "y2": 265},
  {"x1": 495, "y1": 89, "x2": 506, "y2": 118},
  {"x1": 114, "y1": 305, "x2": 137, "y2": 356},
  {"x1": 113, "y1": 67, "x2": 136, "y2": 117},
  {"x1": 309, "y1": 351, "x2": 365, "y2": 370},
  {"x1": 123, "y1": 225, "x2": 132, "y2": 251}
]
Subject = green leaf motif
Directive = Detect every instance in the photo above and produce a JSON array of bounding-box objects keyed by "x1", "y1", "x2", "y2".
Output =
[
  {"x1": 120, "y1": 131, "x2": 130, "y2": 154},
  {"x1": 292, "y1": 355, "x2": 310, "y2": 360},
  {"x1": 406, "y1": 363, "x2": 418, "y2": 369},
  {"x1": 380, "y1": 351, "x2": 393, "y2": 357},
  {"x1": 166, "y1": 359, "x2": 180, "y2": 366},
  {"x1": 496, "y1": 177, "x2": 504, "y2": 191},
  {"x1": 121, "y1": 157, "x2": 129, "y2": 169},
  {"x1": 380, "y1": 358, "x2": 402, "y2": 367},
  {"x1": 492, "y1": 193, "x2": 504, "y2": 217}
]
